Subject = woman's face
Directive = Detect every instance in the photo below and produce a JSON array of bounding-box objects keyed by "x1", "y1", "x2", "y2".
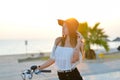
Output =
[{"x1": 62, "y1": 23, "x2": 69, "y2": 36}]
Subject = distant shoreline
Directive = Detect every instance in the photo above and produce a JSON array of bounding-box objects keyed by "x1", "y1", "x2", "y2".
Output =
[
  {"x1": 0, "y1": 52, "x2": 50, "y2": 57},
  {"x1": 0, "y1": 48, "x2": 119, "y2": 57}
]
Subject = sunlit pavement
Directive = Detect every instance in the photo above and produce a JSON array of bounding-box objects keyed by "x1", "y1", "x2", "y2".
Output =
[
  {"x1": 76, "y1": 60, "x2": 120, "y2": 80},
  {"x1": 0, "y1": 55, "x2": 120, "y2": 80},
  {"x1": 78, "y1": 60, "x2": 120, "y2": 75}
]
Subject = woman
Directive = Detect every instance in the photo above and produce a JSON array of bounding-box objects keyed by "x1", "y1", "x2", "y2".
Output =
[{"x1": 31, "y1": 18, "x2": 85, "y2": 80}]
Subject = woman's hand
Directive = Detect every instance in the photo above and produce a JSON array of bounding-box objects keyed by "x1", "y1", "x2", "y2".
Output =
[
  {"x1": 76, "y1": 31, "x2": 83, "y2": 46},
  {"x1": 31, "y1": 65, "x2": 37, "y2": 71}
]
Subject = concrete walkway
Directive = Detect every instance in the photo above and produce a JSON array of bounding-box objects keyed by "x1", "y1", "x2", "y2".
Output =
[
  {"x1": 0, "y1": 55, "x2": 120, "y2": 80},
  {"x1": 77, "y1": 59, "x2": 120, "y2": 76}
]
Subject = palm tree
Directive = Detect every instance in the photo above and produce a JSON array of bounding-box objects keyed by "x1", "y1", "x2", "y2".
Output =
[{"x1": 78, "y1": 22, "x2": 109, "y2": 59}]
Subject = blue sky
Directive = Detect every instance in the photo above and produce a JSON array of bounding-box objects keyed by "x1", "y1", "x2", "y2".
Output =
[{"x1": 0, "y1": 0, "x2": 120, "y2": 40}]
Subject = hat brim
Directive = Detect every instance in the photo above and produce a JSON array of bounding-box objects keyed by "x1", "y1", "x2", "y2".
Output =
[{"x1": 58, "y1": 19, "x2": 64, "y2": 26}]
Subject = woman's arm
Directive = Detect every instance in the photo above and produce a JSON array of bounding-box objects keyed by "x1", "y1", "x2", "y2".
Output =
[
  {"x1": 37, "y1": 59, "x2": 55, "y2": 70},
  {"x1": 37, "y1": 37, "x2": 61, "y2": 70},
  {"x1": 80, "y1": 42, "x2": 85, "y2": 60},
  {"x1": 71, "y1": 42, "x2": 85, "y2": 63},
  {"x1": 71, "y1": 43, "x2": 81, "y2": 63},
  {"x1": 71, "y1": 32, "x2": 84, "y2": 63}
]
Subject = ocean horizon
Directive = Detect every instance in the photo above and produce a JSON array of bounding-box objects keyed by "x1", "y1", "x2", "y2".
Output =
[
  {"x1": 0, "y1": 39, "x2": 120, "y2": 56},
  {"x1": 0, "y1": 39, "x2": 54, "y2": 55}
]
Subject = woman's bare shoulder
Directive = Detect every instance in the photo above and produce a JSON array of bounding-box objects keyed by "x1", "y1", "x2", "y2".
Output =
[{"x1": 54, "y1": 37, "x2": 62, "y2": 45}]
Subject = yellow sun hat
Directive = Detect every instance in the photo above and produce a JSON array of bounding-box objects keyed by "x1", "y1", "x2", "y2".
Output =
[{"x1": 58, "y1": 18, "x2": 79, "y2": 30}]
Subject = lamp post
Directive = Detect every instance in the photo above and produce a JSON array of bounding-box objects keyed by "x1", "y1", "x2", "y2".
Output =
[{"x1": 25, "y1": 40, "x2": 28, "y2": 56}]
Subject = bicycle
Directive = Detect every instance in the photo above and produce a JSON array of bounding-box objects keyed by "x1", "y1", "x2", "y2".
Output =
[{"x1": 21, "y1": 65, "x2": 51, "y2": 80}]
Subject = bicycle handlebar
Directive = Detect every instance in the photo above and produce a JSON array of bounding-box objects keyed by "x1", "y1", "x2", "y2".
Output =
[
  {"x1": 34, "y1": 69, "x2": 51, "y2": 74},
  {"x1": 21, "y1": 69, "x2": 51, "y2": 80}
]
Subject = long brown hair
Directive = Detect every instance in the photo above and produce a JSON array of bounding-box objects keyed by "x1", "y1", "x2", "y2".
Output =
[{"x1": 61, "y1": 23, "x2": 77, "y2": 48}]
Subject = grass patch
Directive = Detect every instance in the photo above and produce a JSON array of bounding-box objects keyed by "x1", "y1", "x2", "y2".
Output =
[
  {"x1": 18, "y1": 56, "x2": 49, "y2": 63},
  {"x1": 84, "y1": 52, "x2": 120, "y2": 63},
  {"x1": 104, "y1": 53, "x2": 120, "y2": 59},
  {"x1": 104, "y1": 55, "x2": 120, "y2": 58},
  {"x1": 100, "y1": 52, "x2": 120, "y2": 62}
]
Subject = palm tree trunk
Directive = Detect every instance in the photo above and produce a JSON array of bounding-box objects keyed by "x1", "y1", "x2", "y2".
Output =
[{"x1": 85, "y1": 43, "x2": 96, "y2": 59}]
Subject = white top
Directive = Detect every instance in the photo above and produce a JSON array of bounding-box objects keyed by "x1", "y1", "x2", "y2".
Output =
[{"x1": 50, "y1": 45, "x2": 80, "y2": 71}]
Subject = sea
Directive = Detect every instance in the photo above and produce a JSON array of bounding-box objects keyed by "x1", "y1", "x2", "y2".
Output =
[
  {"x1": 0, "y1": 39, "x2": 120, "y2": 56},
  {"x1": 0, "y1": 39, "x2": 54, "y2": 56}
]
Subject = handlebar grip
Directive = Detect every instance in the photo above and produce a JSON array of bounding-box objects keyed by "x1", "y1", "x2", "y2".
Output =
[
  {"x1": 34, "y1": 70, "x2": 51, "y2": 74},
  {"x1": 40, "y1": 70, "x2": 51, "y2": 72}
]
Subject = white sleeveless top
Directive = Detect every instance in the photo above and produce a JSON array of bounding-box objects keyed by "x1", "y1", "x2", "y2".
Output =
[{"x1": 50, "y1": 45, "x2": 80, "y2": 71}]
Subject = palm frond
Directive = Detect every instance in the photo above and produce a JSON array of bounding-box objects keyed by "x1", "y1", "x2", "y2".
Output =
[
  {"x1": 78, "y1": 22, "x2": 109, "y2": 52},
  {"x1": 93, "y1": 22, "x2": 100, "y2": 30}
]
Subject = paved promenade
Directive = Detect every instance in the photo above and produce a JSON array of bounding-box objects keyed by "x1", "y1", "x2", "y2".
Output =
[
  {"x1": 0, "y1": 55, "x2": 120, "y2": 80},
  {"x1": 78, "y1": 59, "x2": 120, "y2": 75}
]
